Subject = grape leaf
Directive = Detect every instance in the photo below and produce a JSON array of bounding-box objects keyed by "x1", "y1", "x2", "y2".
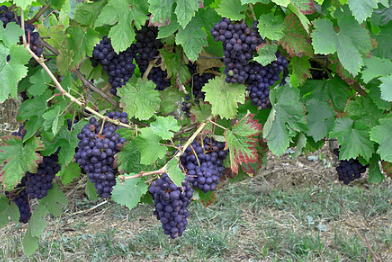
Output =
[
  {"x1": 370, "y1": 20, "x2": 392, "y2": 59},
  {"x1": 345, "y1": 96, "x2": 385, "y2": 128},
  {"x1": 22, "y1": 227, "x2": 39, "y2": 257},
  {"x1": 263, "y1": 84, "x2": 307, "y2": 157},
  {"x1": 0, "y1": 136, "x2": 43, "y2": 191},
  {"x1": 190, "y1": 102, "x2": 212, "y2": 123},
  {"x1": 112, "y1": 176, "x2": 148, "y2": 210},
  {"x1": 36, "y1": 24, "x2": 67, "y2": 51},
  {"x1": 175, "y1": 15, "x2": 207, "y2": 62},
  {"x1": 85, "y1": 179, "x2": 97, "y2": 200},
  {"x1": 0, "y1": 22, "x2": 24, "y2": 47},
  {"x1": 0, "y1": 44, "x2": 31, "y2": 103},
  {"x1": 203, "y1": 76, "x2": 246, "y2": 119},
  {"x1": 368, "y1": 82, "x2": 391, "y2": 110},
  {"x1": 368, "y1": 155, "x2": 385, "y2": 183},
  {"x1": 292, "y1": 0, "x2": 315, "y2": 15},
  {"x1": 66, "y1": 26, "x2": 99, "y2": 69},
  {"x1": 293, "y1": 132, "x2": 307, "y2": 160},
  {"x1": 329, "y1": 118, "x2": 374, "y2": 161},
  {"x1": 305, "y1": 101, "x2": 335, "y2": 142},
  {"x1": 42, "y1": 104, "x2": 65, "y2": 136},
  {"x1": 157, "y1": 13, "x2": 181, "y2": 38},
  {"x1": 257, "y1": 12, "x2": 285, "y2": 41},
  {"x1": 13, "y1": 0, "x2": 34, "y2": 9},
  {"x1": 74, "y1": 0, "x2": 108, "y2": 26},
  {"x1": 271, "y1": 0, "x2": 290, "y2": 6},
  {"x1": 148, "y1": 0, "x2": 174, "y2": 25},
  {"x1": 114, "y1": 140, "x2": 143, "y2": 174},
  {"x1": 150, "y1": 116, "x2": 180, "y2": 140},
  {"x1": 39, "y1": 183, "x2": 68, "y2": 217},
  {"x1": 224, "y1": 113, "x2": 262, "y2": 173},
  {"x1": 287, "y1": 3, "x2": 311, "y2": 33},
  {"x1": 117, "y1": 79, "x2": 161, "y2": 120},
  {"x1": 61, "y1": 162, "x2": 81, "y2": 185},
  {"x1": 95, "y1": 0, "x2": 130, "y2": 27},
  {"x1": 167, "y1": 158, "x2": 185, "y2": 187},
  {"x1": 28, "y1": 204, "x2": 49, "y2": 237},
  {"x1": 160, "y1": 88, "x2": 183, "y2": 114},
  {"x1": 312, "y1": 15, "x2": 372, "y2": 76},
  {"x1": 300, "y1": 77, "x2": 351, "y2": 112},
  {"x1": 134, "y1": 127, "x2": 168, "y2": 165},
  {"x1": 108, "y1": 14, "x2": 135, "y2": 53},
  {"x1": 379, "y1": 75, "x2": 392, "y2": 102},
  {"x1": 347, "y1": 0, "x2": 378, "y2": 23},
  {"x1": 280, "y1": 13, "x2": 313, "y2": 58},
  {"x1": 27, "y1": 68, "x2": 52, "y2": 96},
  {"x1": 254, "y1": 42, "x2": 278, "y2": 66},
  {"x1": 361, "y1": 56, "x2": 392, "y2": 83},
  {"x1": 370, "y1": 118, "x2": 392, "y2": 162},
  {"x1": 290, "y1": 55, "x2": 311, "y2": 87},
  {"x1": 216, "y1": 0, "x2": 247, "y2": 20},
  {"x1": 160, "y1": 48, "x2": 191, "y2": 84},
  {"x1": 175, "y1": 0, "x2": 199, "y2": 29},
  {"x1": 0, "y1": 197, "x2": 20, "y2": 229}
]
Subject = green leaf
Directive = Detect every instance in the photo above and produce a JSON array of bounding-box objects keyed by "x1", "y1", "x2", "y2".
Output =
[
  {"x1": 311, "y1": 15, "x2": 372, "y2": 76},
  {"x1": 112, "y1": 176, "x2": 148, "y2": 210},
  {"x1": 167, "y1": 158, "x2": 185, "y2": 187},
  {"x1": 0, "y1": 22, "x2": 24, "y2": 47},
  {"x1": 368, "y1": 82, "x2": 391, "y2": 110},
  {"x1": 160, "y1": 88, "x2": 183, "y2": 114},
  {"x1": 190, "y1": 102, "x2": 212, "y2": 123},
  {"x1": 345, "y1": 96, "x2": 384, "y2": 128},
  {"x1": 39, "y1": 184, "x2": 68, "y2": 217},
  {"x1": 160, "y1": 48, "x2": 191, "y2": 84},
  {"x1": 175, "y1": 0, "x2": 199, "y2": 29},
  {"x1": 216, "y1": 0, "x2": 247, "y2": 20},
  {"x1": 257, "y1": 12, "x2": 285, "y2": 41},
  {"x1": 225, "y1": 113, "x2": 262, "y2": 173},
  {"x1": 134, "y1": 127, "x2": 168, "y2": 165},
  {"x1": 23, "y1": 227, "x2": 39, "y2": 257},
  {"x1": 263, "y1": 84, "x2": 307, "y2": 157},
  {"x1": 95, "y1": 0, "x2": 130, "y2": 27},
  {"x1": 85, "y1": 179, "x2": 98, "y2": 200},
  {"x1": 74, "y1": 0, "x2": 108, "y2": 26},
  {"x1": 329, "y1": 118, "x2": 374, "y2": 161},
  {"x1": 29, "y1": 204, "x2": 49, "y2": 237},
  {"x1": 361, "y1": 56, "x2": 392, "y2": 83},
  {"x1": 347, "y1": 0, "x2": 379, "y2": 23},
  {"x1": 254, "y1": 43, "x2": 278, "y2": 66},
  {"x1": 293, "y1": 132, "x2": 307, "y2": 160},
  {"x1": 300, "y1": 77, "x2": 351, "y2": 112},
  {"x1": 370, "y1": 118, "x2": 392, "y2": 162},
  {"x1": 370, "y1": 20, "x2": 392, "y2": 59},
  {"x1": 118, "y1": 79, "x2": 161, "y2": 120},
  {"x1": 0, "y1": 137, "x2": 43, "y2": 191},
  {"x1": 280, "y1": 13, "x2": 313, "y2": 57},
  {"x1": 13, "y1": 0, "x2": 34, "y2": 9},
  {"x1": 271, "y1": 0, "x2": 290, "y2": 6},
  {"x1": 66, "y1": 26, "x2": 99, "y2": 69},
  {"x1": 27, "y1": 68, "x2": 52, "y2": 96},
  {"x1": 108, "y1": 13, "x2": 135, "y2": 53},
  {"x1": 290, "y1": 55, "x2": 311, "y2": 87},
  {"x1": 0, "y1": 197, "x2": 20, "y2": 229},
  {"x1": 42, "y1": 104, "x2": 64, "y2": 136},
  {"x1": 115, "y1": 140, "x2": 143, "y2": 174},
  {"x1": 150, "y1": 116, "x2": 180, "y2": 140},
  {"x1": 203, "y1": 76, "x2": 246, "y2": 119},
  {"x1": 287, "y1": 3, "x2": 311, "y2": 33},
  {"x1": 148, "y1": 0, "x2": 174, "y2": 25},
  {"x1": 157, "y1": 14, "x2": 181, "y2": 39},
  {"x1": 368, "y1": 155, "x2": 384, "y2": 183},
  {"x1": 379, "y1": 75, "x2": 392, "y2": 101},
  {"x1": 0, "y1": 44, "x2": 31, "y2": 103},
  {"x1": 175, "y1": 15, "x2": 207, "y2": 62},
  {"x1": 61, "y1": 162, "x2": 81, "y2": 185},
  {"x1": 305, "y1": 101, "x2": 335, "y2": 142}
]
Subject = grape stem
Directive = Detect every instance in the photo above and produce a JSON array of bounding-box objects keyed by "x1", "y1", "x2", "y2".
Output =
[
  {"x1": 207, "y1": 119, "x2": 227, "y2": 131},
  {"x1": 20, "y1": 9, "x2": 135, "y2": 130},
  {"x1": 247, "y1": 4, "x2": 257, "y2": 22},
  {"x1": 121, "y1": 115, "x2": 213, "y2": 182},
  {"x1": 26, "y1": 4, "x2": 50, "y2": 24}
]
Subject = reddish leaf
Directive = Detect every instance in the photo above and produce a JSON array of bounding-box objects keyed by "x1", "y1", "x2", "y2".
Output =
[
  {"x1": 328, "y1": 54, "x2": 357, "y2": 85},
  {"x1": 279, "y1": 14, "x2": 314, "y2": 58},
  {"x1": 294, "y1": 0, "x2": 315, "y2": 15},
  {"x1": 381, "y1": 161, "x2": 392, "y2": 177},
  {"x1": 200, "y1": 191, "x2": 216, "y2": 207},
  {"x1": 224, "y1": 112, "x2": 262, "y2": 174}
]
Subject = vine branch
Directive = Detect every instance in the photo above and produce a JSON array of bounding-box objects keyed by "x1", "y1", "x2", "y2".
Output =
[{"x1": 26, "y1": 4, "x2": 50, "y2": 24}]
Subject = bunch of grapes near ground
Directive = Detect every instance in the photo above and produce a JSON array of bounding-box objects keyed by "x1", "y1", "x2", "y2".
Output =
[
  {"x1": 91, "y1": 36, "x2": 137, "y2": 95},
  {"x1": 1, "y1": 5, "x2": 43, "y2": 60},
  {"x1": 74, "y1": 111, "x2": 127, "y2": 198},
  {"x1": 210, "y1": 18, "x2": 264, "y2": 84},
  {"x1": 149, "y1": 173, "x2": 193, "y2": 239},
  {"x1": 333, "y1": 148, "x2": 368, "y2": 185},
  {"x1": 179, "y1": 136, "x2": 228, "y2": 193},
  {"x1": 5, "y1": 176, "x2": 31, "y2": 223}
]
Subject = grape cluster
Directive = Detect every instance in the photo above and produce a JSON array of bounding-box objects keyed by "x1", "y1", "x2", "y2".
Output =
[
  {"x1": 91, "y1": 36, "x2": 137, "y2": 95},
  {"x1": 180, "y1": 137, "x2": 228, "y2": 193},
  {"x1": 149, "y1": 173, "x2": 193, "y2": 239},
  {"x1": 211, "y1": 18, "x2": 264, "y2": 84},
  {"x1": 25, "y1": 154, "x2": 61, "y2": 199},
  {"x1": 1, "y1": 5, "x2": 43, "y2": 61},
  {"x1": 181, "y1": 95, "x2": 192, "y2": 118},
  {"x1": 187, "y1": 63, "x2": 218, "y2": 101},
  {"x1": 246, "y1": 52, "x2": 288, "y2": 109},
  {"x1": 12, "y1": 124, "x2": 26, "y2": 138},
  {"x1": 74, "y1": 111, "x2": 127, "y2": 198},
  {"x1": 333, "y1": 148, "x2": 368, "y2": 185},
  {"x1": 134, "y1": 24, "x2": 170, "y2": 90},
  {"x1": 5, "y1": 177, "x2": 31, "y2": 223}
]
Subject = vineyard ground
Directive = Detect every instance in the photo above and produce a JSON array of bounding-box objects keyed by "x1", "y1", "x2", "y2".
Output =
[{"x1": 1, "y1": 147, "x2": 392, "y2": 261}]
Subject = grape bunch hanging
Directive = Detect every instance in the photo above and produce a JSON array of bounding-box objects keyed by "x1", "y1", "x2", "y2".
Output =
[
  {"x1": 333, "y1": 148, "x2": 368, "y2": 185},
  {"x1": 74, "y1": 111, "x2": 127, "y2": 198}
]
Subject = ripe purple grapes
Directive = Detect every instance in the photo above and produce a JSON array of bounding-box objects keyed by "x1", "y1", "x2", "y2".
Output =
[{"x1": 333, "y1": 148, "x2": 368, "y2": 185}]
